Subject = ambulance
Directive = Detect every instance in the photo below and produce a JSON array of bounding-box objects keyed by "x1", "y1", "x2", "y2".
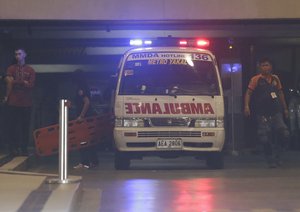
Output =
[{"x1": 113, "y1": 38, "x2": 225, "y2": 169}]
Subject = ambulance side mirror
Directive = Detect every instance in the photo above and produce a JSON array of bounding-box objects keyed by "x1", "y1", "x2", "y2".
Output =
[
  {"x1": 137, "y1": 84, "x2": 147, "y2": 94},
  {"x1": 110, "y1": 74, "x2": 118, "y2": 87}
]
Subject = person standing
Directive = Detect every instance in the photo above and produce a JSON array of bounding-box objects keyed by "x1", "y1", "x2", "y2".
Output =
[
  {"x1": 244, "y1": 57, "x2": 289, "y2": 168},
  {"x1": 5, "y1": 48, "x2": 36, "y2": 156}
]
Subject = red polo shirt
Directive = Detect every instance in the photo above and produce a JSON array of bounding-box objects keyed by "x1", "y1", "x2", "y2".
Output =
[{"x1": 6, "y1": 64, "x2": 36, "y2": 107}]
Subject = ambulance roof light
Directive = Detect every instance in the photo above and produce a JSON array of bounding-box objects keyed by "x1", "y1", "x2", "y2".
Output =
[
  {"x1": 130, "y1": 39, "x2": 152, "y2": 46},
  {"x1": 144, "y1": 40, "x2": 152, "y2": 45},
  {"x1": 179, "y1": 40, "x2": 188, "y2": 46},
  {"x1": 129, "y1": 38, "x2": 210, "y2": 47},
  {"x1": 130, "y1": 39, "x2": 143, "y2": 46},
  {"x1": 179, "y1": 39, "x2": 210, "y2": 48},
  {"x1": 196, "y1": 39, "x2": 210, "y2": 47}
]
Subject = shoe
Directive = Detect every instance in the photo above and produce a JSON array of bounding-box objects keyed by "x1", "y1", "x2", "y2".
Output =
[
  {"x1": 73, "y1": 163, "x2": 83, "y2": 169},
  {"x1": 73, "y1": 163, "x2": 90, "y2": 169}
]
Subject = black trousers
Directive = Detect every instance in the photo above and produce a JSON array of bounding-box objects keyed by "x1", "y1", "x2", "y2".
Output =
[
  {"x1": 256, "y1": 113, "x2": 289, "y2": 163},
  {"x1": 79, "y1": 142, "x2": 99, "y2": 166},
  {"x1": 80, "y1": 144, "x2": 99, "y2": 166},
  {"x1": 6, "y1": 105, "x2": 31, "y2": 154}
]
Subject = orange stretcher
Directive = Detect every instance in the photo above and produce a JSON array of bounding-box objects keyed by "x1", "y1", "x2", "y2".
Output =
[{"x1": 33, "y1": 114, "x2": 113, "y2": 156}]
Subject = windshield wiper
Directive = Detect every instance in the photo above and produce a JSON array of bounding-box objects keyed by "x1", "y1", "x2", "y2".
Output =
[{"x1": 166, "y1": 86, "x2": 179, "y2": 97}]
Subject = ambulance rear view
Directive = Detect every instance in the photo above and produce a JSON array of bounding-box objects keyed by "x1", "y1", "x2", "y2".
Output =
[{"x1": 114, "y1": 39, "x2": 225, "y2": 169}]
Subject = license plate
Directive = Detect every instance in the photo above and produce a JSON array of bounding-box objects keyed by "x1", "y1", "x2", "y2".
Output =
[{"x1": 156, "y1": 138, "x2": 182, "y2": 149}]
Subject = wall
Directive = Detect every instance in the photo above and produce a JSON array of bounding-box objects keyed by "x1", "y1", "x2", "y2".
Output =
[{"x1": 1, "y1": 0, "x2": 300, "y2": 20}]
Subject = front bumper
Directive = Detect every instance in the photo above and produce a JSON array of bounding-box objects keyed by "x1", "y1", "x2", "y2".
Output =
[{"x1": 114, "y1": 127, "x2": 225, "y2": 153}]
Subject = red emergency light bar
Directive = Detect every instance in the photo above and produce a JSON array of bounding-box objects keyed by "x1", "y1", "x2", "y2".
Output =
[
  {"x1": 129, "y1": 38, "x2": 210, "y2": 48},
  {"x1": 196, "y1": 39, "x2": 210, "y2": 47},
  {"x1": 179, "y1": 39, "x2": 210, "y2": 48}
]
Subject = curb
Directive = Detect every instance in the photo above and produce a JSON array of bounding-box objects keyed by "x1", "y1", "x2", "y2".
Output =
[{"x1": 0, "y1": 153, "x2": 82, "y2": 212}]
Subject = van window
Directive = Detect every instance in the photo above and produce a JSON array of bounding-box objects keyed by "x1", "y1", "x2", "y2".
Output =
[{"x1": 119, "y1": 53, "x2": 220, "y2": 96}]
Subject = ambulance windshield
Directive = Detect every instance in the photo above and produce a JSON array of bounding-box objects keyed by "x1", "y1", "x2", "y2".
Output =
[{"x1": 119, "y1": 52, "x2": 220, "y2": 96}]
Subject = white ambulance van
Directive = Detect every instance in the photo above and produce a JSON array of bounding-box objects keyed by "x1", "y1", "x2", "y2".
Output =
[{"x1": 113, "y1": 39, "x2": 225, "y2": 169}]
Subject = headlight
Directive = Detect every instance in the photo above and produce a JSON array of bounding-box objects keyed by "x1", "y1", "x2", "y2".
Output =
[
  {"x1": 115, "y1": 118, "x2": 123, "y2": 127},
  {"x1": 216, "y1": 117, "x2": 224, "y2": 128},
  {"x1": 124, "y1": 118, "x2": 144, "y2": 127},
  {"x1": 194, "y1": 118, "x2": 224, "y2": 128},
  {"x1": 115, "y1": 118, "x2": 145, "y2": 127},
  {"x1": 194, "y1": 118, "x2": 216, "y2": 128}
]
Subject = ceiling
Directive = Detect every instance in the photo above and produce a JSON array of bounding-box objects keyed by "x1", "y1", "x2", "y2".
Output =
[{"x1": 2, "y1": 19, "x2": 300, "y2": 73}]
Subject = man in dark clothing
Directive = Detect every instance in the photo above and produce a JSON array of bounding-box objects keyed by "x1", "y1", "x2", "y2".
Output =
[
  {"x1": 244, "y1": 57, "x2": 289, "y2": 168},
  {"x1": 72, "y1": 74, "x2": 99, "y2": 169},
  {"x1": 5, "y1": 48, "x2": 35, "y2": 156}
]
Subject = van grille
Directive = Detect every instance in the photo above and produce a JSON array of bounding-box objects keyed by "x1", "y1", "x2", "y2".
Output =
[
  {"x1": 138, "y1": 131, "x2": 201, "y2": 137},
  {"x1": 149, "y1": 118, "x2": 191, "y2": 127}
]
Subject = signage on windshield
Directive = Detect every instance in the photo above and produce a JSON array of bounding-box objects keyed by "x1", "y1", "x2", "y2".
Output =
[{"x1": 127, "y1": 53, "x2": 212, "y2": 61}]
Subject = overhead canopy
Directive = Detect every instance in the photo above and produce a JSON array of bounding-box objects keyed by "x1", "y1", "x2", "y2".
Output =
[{"x1": 1, "y1": 0, "x2": 300, "y2": 20}]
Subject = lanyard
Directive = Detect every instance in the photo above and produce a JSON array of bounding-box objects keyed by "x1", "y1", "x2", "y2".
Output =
[{"x1": 16, "y1": 65, "x2": 24, "y2": 80}]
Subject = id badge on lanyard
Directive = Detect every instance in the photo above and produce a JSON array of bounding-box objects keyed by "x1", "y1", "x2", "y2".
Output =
[{"x1": 270, "y1": 92, "x2": 277, "y2": 99}]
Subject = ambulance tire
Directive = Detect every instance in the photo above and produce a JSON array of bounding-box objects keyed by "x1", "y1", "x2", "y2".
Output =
[
  {"x1": 114, "y1": 151, "x2": 130, "y2": 170},
  {"x1": 206, "y1": 152, "x2": 224, "y2": 169}
]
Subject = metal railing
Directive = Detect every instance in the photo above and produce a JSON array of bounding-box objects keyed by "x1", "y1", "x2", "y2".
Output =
[{"x1": 47, "y1": 99, "x2": 80, "y2": 184}]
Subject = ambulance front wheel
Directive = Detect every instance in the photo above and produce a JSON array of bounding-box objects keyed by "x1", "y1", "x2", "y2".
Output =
[
  {"x1": 114, "y1": 151, "x2": 130, "y2": 170},
  {"x1": 206, "y1": 152, "x2": 224, "y2": 169}
]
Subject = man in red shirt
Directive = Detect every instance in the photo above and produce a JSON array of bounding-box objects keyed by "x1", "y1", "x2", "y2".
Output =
[
  {"x1": 5, "y1": 48, "x2": 35, "y2": 156},
  {"x1": 244, "y1": 57, "x2": 289, "y2": 168}
]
